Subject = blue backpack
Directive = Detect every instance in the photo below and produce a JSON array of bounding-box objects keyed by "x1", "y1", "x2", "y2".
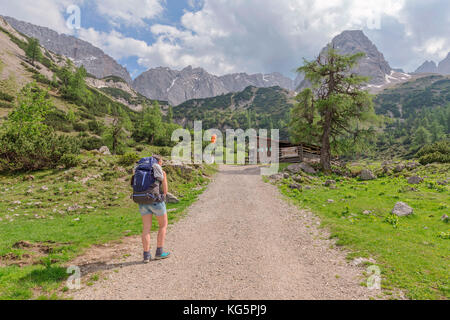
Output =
[{"x1": 131, "y1": 157, "x2": 161, "y2": 204}]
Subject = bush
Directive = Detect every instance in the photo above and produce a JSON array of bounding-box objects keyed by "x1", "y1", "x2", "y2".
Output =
[
  {"x1": 59, "y1": 154, "x2": 81, "y2": 168},
  {"x1": 118, "y1": 152, "x2": 140, "y2": 167},
  {"x1": 87, "y1": 120, "x2": 105, "y2": 135},
  {"x1": 418, "y1": 152, "x2": 450, "y2": 165},
  {"x1": 73, "y1": 122, "x2": 89, "y2": 132},
  {"x1": 0, "y1": 83, "x2": 80, "y2": 172},
  {"x1": 0, "y1": 91, "x2": 14, "y2": 102},
  {"x1": 159, "y1": 147, "x2": 172, "y2": 157},
  {"x1": 44, "y1": 109, "x2": 73, "y2": 132},
  {"x1": 416, "y1": 140, "x2": 450, "y2": 164},
  {"x1": 32, "y1": 73, "x2": 52, "y2": 85},
  {"x1": 0, "y1": 101, "x2": 13, "y2": 108},
  {"x1": 80, "y1": 136, "x2": 104, "y2": 151},
  {"x1": 0, "y1": 130, "x2": 80, "y2": 172}
]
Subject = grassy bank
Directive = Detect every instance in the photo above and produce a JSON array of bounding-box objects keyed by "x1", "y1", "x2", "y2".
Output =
[
  {"x1": 271, "y1": 162, "x2": 449, "y2": 300},
  {"x1": 0, "y1": 150, "x2": 216, "y2": 300}
]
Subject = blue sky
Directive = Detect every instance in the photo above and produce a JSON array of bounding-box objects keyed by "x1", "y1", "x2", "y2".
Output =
[
  {"x1": 70, "y1": 0, "x2": 197, "y2": 78},
  {"x1": 1, "y1": 0, "x2": 450, "y2": 79}
]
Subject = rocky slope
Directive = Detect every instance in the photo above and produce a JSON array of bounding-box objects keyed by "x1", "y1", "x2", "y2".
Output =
[
  {"x1": 86, "y1": 76, "x2": 168, "y2": 112},
  {"x1": 220, "y1": 72, "x2": 295, "y2": 92},
  {"x1": 133, "y1": 66, "x2": 295, "y2": 106},
  {"x1": 437, "y1": 53, "x2": 450, "y2": 74},
  {"x1": 2, "y1": 16, "x2": 132, "y2": 84},
  {"x1": 414, "y1": 53, "x2": 450, "y2": 75},
  {"x1": 133, "y1": 66, "x2": 228, "y2": 107},
  {"x1": 415, "y1": 60, "x2": 438, "y2": 74},
  {"x1": 331, "y1": 30, "x2": 392, "y2": 84}
]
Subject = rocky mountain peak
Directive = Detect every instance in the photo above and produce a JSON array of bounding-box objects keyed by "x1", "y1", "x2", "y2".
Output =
[
  {"x1": 295, "y1": 30, "x2": 412, "y2": 92},
  {"x1": 437, "y1": 52, "x2": 450, "y2": 74},
  {"x1": 134, "y1": 66, "x2": 295, "y2": 105},
  {"x1": 328, "y1": 30, "x2": 392, "y2": 83},
  {"x1": 414, "y1": 60, "x2": 438, "y2": 74},
  {"x1": 414, "y1": 53, "x2": 450, "y2": 75},
  {"x1": 2, "y1": 15, "x2": 132, "y2": 83}
]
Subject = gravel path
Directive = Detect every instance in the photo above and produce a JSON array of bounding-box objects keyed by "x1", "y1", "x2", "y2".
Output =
[{"x1": 70, "y1": 165, "x2": 373, "y2": 300}]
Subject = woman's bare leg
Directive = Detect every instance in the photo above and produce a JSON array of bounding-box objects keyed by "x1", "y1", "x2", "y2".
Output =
[
  {"x1": 156, "y1": 214, "x2": 168, "y2": 248},
  {"x1": 142, "y1": 214, "x2": 153, "y2": 252}
]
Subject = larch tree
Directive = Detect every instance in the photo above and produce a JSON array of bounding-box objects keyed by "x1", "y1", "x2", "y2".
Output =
[
  {"x1": 290, "y1": 47, "x2": 376, "y2": 173},
  {"x1": 25, "y1": 38, "x2": 43, "y2": 66}
]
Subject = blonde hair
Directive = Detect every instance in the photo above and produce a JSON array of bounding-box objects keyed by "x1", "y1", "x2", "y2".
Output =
[{"x1": 152, "y1": 154, "x2": 163, "y2": 163}]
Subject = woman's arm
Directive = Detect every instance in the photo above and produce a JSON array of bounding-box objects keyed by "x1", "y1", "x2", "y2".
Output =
[{"x1": 162, "y1": 171, "x2": 168, "y2": 196}]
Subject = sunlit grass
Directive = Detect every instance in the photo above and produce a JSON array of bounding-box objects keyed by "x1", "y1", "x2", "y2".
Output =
[{"x1": 274, "y1": 162, "x2": 449, "y2": 300}]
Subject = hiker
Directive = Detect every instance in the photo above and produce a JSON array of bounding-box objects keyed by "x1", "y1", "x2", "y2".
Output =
[{"x1": 131, "y1": 155, "x2": 171, "y2": 263}]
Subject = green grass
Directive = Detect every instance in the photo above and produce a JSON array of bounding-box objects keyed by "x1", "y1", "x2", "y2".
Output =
[
  {"x1": 0, "y1": 153, "x2": 217, "y2": 299},
  {"x1": 273, "y1": 162, "x2": 449, "y2": 300}
]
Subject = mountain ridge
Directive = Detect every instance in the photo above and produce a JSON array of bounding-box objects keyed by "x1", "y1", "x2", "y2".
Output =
[
  {"x1": 414, "y1": 53, "x2": 450, "y2": 75},
  {"x1": 133, "y1": 66, "x2": 296, "y2": 106},
  {"x1": 297, "y1": 30, "x2": 412, "y2": 93},
  {"x1": 2, "y1": 15, "x2": 133, "y2": 84}
]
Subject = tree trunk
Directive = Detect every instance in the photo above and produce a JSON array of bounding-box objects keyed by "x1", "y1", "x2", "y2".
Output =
[{"x1": 321, "y1": 110, "x2": 332, "y2": 173}]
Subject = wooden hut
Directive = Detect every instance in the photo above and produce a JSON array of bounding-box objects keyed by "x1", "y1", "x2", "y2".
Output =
[{"x1": 251, "y1": 136, "x2": 321, "y2": 163}]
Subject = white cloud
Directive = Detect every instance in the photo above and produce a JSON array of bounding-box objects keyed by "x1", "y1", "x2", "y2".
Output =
[
  {"x1": 0, "y1": 0, "x2": 84, "y2": 34},
  {"x1": 3, "y1": 0, "x2": 450, "y2": 76},
  {"x1": 120, "y1": 0, "x2": 409, "y2": 76},
  {"x1": 416, "y1": 37, "x2": 449, "y2": 59},
  {"x1": 95, "y1": 0, "x2": 165, "y2": 27},
  {"x1": 78, "y1": 28, "x2": 151, "y2": 60}
]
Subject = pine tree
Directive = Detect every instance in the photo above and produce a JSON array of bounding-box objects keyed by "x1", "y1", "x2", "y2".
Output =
[
  {"x1": 290, "y1": 47, "x2": 375, "y2": 173},
  {"x1": 25, "y1": 38, "x2": 43, "y2": 66},
  {"x1": 412, "y1": 126, "x2": 431, "y2": 149},
  {"x1": 103, "y1": 118, "x2": 126, "y2": 155},
  {"x1": 166, "y1": 105, "x2": 174, "y2": 123}
]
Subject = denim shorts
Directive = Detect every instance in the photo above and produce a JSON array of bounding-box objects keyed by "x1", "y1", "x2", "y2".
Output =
[{"x1": 139, "y1": 202, "x2": 167, "y2": 217}]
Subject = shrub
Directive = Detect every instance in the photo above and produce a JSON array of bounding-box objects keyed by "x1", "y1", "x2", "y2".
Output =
[
  {"x1": 416, "y1": 140, "x2": 450, "y2": 164},
  {"x1": 384, "y1": 214, "x2": 399, "y2": 228},
  {"x1": 0, "y1": 130, "x2": 80, "y2": 171},
  {"x1": 44, "y1": 109, "x2": 73, "y2": 132},
  {"x1": 87, "y1": 120, "x2": 105, "y2": 135},
  {"x1": 159, "y1": 147, "x2": 172, "y2": 157},
  {"x1": 0, "y1": 83, "x2": 80, "y2": 172},
  {"x1": 0, "y1": 101, "x2": 13, "y2": 108},
  {"x1": 80, "y1": 136, "x2": 104, "y2": 151},
  {"x1": 59, "y1": 154, "x2": 81, "y2": 168},
  {"x1": 32, "y1": 73, "x2": 52, "y2": 85},
  {"x1": 118, "y1": 152, "x2": 140, "y2": 167},
  {"x1": 73, "y1": 122, "x2": 89, "y2": 132},
  {"x1": 0, "y1": 91, "x2": 14, "y2": 102}
]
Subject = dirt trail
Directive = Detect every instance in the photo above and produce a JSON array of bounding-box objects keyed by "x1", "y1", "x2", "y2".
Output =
[{"x1": 70, "y1": 165, "x2": 374, "y2": 300}]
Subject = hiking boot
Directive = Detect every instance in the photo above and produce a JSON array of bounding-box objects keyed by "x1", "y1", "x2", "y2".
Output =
[
  {"x1": 143, "y1": 252, "x2": 152, "y2": 263},
  {"x1": 154, "y1": 251, "x2": 170, "y2": 260}
]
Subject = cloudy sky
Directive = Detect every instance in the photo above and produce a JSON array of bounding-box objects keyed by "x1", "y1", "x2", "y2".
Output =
[{"x1": 1, "y1": 0, "x2": 449, "y2": 79}]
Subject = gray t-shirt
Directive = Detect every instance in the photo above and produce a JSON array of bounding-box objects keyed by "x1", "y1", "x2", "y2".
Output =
[{"x1": 152, "y1": 163, "x2": 164, "y2": 182}]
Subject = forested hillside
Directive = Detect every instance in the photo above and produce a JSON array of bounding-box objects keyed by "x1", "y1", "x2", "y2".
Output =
[
  {"x1": 374, "y1": 75, "x2": 450, "y2": 157},
  {"x1": 173, "y1": 86, "x2": 295, "y2": 139},
  {"x1": 0, "y1": 20, "x2": 180, "y2": 172}
]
